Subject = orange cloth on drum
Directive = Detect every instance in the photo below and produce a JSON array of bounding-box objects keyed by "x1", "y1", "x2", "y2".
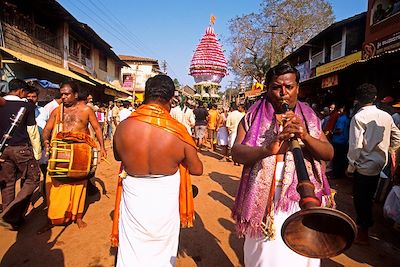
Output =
[
  {"x1": 111, "y1": 104, "x2": 196, "y2": 247},
  {"x1": 55, "y1": 131, "x2": 98, "y2": 148}
]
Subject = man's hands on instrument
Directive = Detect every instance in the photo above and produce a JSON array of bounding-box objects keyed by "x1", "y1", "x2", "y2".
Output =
[
  {"x1": 280, "y1": 111, "x2": 309, "y2": 141},
  {"x1": 262, "y1": 111, "x2": 308, "y2": 157}
]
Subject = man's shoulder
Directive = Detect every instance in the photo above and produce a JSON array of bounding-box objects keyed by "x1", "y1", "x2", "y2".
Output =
[{"x1": 79, "y1": 103, "x2": 92, "y2": 112}]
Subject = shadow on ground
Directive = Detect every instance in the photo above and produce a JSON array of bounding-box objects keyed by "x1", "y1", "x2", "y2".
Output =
[
  {"x1": 1, "y1": 179, "x2": 106, "y2": 267},
  {"x1": 323, "y1": 176, "x2": 400, "y2": 266},
  {"x1": 208, "y1": 171, "x2": 240, "y2": 199},
  {"x1": 179, "y1": 212, "x2": 235, "y2": 267},
  {"x1": 1, "y1": 203, "x2": 65, "y2": 267}
]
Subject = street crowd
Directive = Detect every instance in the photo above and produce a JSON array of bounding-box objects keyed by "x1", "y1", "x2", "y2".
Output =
[{"x1": 1, "y1": 61, "x2": 400, "y2": 266}]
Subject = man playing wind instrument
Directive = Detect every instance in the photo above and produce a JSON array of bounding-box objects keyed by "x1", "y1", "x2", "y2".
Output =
[{"x1": 232, "y1": 62, "x2": 334, "y2": 267}]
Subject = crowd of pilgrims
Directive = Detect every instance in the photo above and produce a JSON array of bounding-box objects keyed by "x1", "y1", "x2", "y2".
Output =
[{"x1": 1, "y1": 79, "x2": 400, "y2": 232}]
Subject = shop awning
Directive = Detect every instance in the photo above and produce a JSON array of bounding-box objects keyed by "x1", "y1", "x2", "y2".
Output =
[
  {"x1": 68, "y1": 63, "x2": 131, "y2": 97},
  {"x1": 316, "y1": 51, "x2": 362, "y2": 77},
  {"x1": 88, "y1": 76, "x2": 131, "y2": 96},
  {"x1": 0, "y1": 46, "x2": 95, "y2": 85}
]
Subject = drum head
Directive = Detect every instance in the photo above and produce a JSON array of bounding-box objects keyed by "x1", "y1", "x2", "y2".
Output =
[{"x1": 281, "y1": 207, "x2": 357, "y2": 258}]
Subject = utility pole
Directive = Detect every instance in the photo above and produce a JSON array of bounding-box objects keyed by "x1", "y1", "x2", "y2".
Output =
[
  {"x1": 161, "y1": 60, "x2": 167, "y2": 74},
  {"x1": 227, "y1": 81, "x2": 235, "y2": 106},
  {"x1": 264, "y1": 25, "x2": 284, "y2": 67}
]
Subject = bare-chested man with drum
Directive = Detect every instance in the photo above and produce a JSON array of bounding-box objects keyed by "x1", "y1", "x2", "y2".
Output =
[{"x1": 41, "y1": 81, "x2": 106, "y2": 231}]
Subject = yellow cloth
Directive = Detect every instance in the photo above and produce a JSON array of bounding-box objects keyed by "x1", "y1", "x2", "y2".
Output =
[
  {"x1": 207, "y1": 109, "x2": 218, "y2": 130},
  {"x1": 46, "y1": 176, "x2": 87, "y2": 225}
]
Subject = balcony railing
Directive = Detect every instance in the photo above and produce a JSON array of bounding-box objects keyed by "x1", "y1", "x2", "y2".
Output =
[
  {"x1": 1, "y1": 22, "x2": 62, "y2": 65},
  {"x1": 1, "y1": 12, "x2": 59, "y2": 49}
]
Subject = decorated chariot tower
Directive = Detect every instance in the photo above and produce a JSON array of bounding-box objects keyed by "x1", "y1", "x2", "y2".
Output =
[{"x1": 189, "y1": 17, "x2": 227, "y2": 99}]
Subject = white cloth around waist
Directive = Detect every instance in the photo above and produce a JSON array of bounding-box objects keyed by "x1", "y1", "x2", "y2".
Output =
[
  {"x1": 117, "y1": 170, "x2": 181, "y2": 267},
  {"x1": 243, "y1": 160, "x2": 320, "y2": 267}
]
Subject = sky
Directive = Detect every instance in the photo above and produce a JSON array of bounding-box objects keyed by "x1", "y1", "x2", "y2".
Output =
[{"x1": 57, "y1": 0, "x2": 367, "y2": 90}]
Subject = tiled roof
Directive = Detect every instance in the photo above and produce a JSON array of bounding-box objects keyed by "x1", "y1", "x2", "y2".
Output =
[{"x1": 118, "y1": 55, "x2": 158, "y2": 63}]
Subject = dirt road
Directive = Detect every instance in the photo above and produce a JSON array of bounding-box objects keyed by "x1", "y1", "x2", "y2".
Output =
[{"x1": 1, "y1": 143, "x2": 400, "y2": 266}]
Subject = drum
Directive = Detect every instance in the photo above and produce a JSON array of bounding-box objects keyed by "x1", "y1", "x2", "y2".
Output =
[{"x1": 47, "y1": 139, "x2": 99, "y2": 182}]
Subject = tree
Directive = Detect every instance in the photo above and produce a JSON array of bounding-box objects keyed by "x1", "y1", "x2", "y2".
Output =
[
  {"x1": 173, "y1": 78, "x2": 180, "y2": 89},
  {"x1": 228, "y1": 0, "x2": 334, "y2": 83}
]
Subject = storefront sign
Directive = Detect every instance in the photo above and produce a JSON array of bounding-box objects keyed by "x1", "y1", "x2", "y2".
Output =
[
  {"x1": 296, "y1": 61, "x2": 311, "y2": 82},
  {"x1": 363, "y1": 31, "x2": 400, "y2": 59},
  {"x1": 316, "y1": 51, "x2": 362, "y2": 77},
  {"x1": 122, "y1": 75, "x2": 134, "y2": 89},
  {"x1": 321, "y1": 74, "x2": 338, "y2": 88}
]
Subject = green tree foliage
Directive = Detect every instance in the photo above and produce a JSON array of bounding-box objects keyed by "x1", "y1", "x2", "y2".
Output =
[
  {"x1": 228, "y1": 0, "x2": 334, "y2": 83},
  {"x1": 173, "y1": 78, "x2": 181, "y2": 89}
]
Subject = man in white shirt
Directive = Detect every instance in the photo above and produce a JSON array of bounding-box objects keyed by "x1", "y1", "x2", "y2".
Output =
[
  {"x1": 119, "y1": 102, "x2": 132, "y2": 122},
  {"x1": 26, "y1": 87, "x2": 44, "y2": 132},
  {"x1": 36, "y1": 91, "x2": 62, "y2": 130},
  {"x1": 347, "y1": 83, "x2": 400, "y2": 245},
  {"x1": 170, "y1": 100, "x2": 195, "y2": 135},
  {"x1": 226, "y1": 104, "x2": 245, "y2": 165}
]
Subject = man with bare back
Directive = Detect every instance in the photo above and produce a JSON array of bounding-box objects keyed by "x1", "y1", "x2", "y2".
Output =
[
  {"x1": 113, "y1": 74, "x2": 203, "y2": 266},
  {"x1": 41, "y1": 81, "x2": 106, "y2": 230}
]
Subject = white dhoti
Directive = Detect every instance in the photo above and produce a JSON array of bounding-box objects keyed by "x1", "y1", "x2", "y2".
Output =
[
  {"x1": 244, "y1": 208, "x2": 321, "y2": 267},
  {"x1": 217, "y1": 126, "x2": 228, "y2": 146},
  {"x1": 117, "y1": 170, "x2": 181, "y2": 267},
  {"x1": 244, "y1": 162, "x2": 320, "y2": 267},
  {"x1": 228, "y1": 132, "x2": 237, "y2": 149}
]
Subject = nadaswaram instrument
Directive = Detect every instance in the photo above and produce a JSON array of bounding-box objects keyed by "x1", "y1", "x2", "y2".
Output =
[
  {"x1": 280, "y1": 101, "x2": 357, "y2": 258},
  {"x1": 47, "y1": 138, "x2": 99, "y2": 182}
]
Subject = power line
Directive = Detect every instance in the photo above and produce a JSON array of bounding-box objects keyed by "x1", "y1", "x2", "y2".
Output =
[
  {"x1": 63, "y1": 0, "x2": 181, "y2": 79},
  {"x1": 85, "y1": 0, "x2": 154, "y2": 58},
  {"x1": 92, "y1": 0, "x2": 159, "y2": 58},
  {"x1": 86, "y1": 0, "x2": 180, "y2": 78},
  {"x1": 73, "y1": 0, "x2": 145, "y2": 55}
]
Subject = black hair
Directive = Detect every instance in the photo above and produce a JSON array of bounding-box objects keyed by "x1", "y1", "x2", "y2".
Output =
[
  {"x1": 60, "y1": 81, "x2": 80, "y2": 94},
  {"x1": 265, "y1": 61, "x2": 300, "y2": 86},
  {"x1": 77, "y1": 89, "x2": 89, "y2": 101},
  {"x1": 144, "y1": 75, "x2": 175, "y2": 104},
  {"x1": 27, "y1": 86, "x2": 39, "y2": 96},
  {"x1": 231, "y1": 103, "x2": 238, "y2": 110},
  {"x1": 54, "y1": 90, "x2": 62, "y2": 99},
  {"x1": 355, "y1": 83, "x2": 377, "y2": 105},
  {"x1": 8, "y1": 78, "x2": 29, "y2": 92}
]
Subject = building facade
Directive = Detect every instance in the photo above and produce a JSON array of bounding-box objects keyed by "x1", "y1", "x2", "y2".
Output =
[
  {"x1": 0, "y1": 0, "x2": 130, "y2": 102},
  {"x1": 119, "y1": 55, "x2": 161, "y2": 102},
  {"x1": 279, "y1": 12, "x2": 366, "y2": 107}
]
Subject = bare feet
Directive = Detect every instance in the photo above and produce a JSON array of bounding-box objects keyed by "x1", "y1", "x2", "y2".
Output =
[{"x1": 76, "y1": 219, "x2": 87, "y2": 229}]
